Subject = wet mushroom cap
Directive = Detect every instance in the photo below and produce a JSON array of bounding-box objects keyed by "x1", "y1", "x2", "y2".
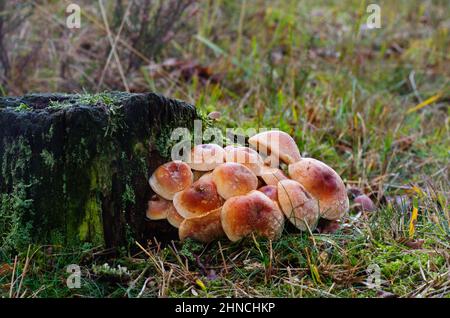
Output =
[
  {"x1": 221, "y1": 190, "x2": 285, "y2": 242},
  {"x1": 167, "y1": 205, "x2": 185, "y2": 228},
  {"x1": 146, "y1": 195, "x2": 172, "y2": 220},
  {"x1": 149, "y1": 161, "x2": 193, "y2": 200},
  {"x1": 179, "y1": 208, "x2": 225, "y2": 243},
  {"x1": 173, "y1": 173, "x2": 224, "y2": 218},
  {"x1": 288, "y1": 158, "x2": 349, "y2": 220},
  {"x1": 224, "y1": 146, "x2": 264, "y2": 176},
  {"x1": 212, "y1": 162, "x2": 258, "y2": 199},
  {"x1": 260, "y1": 165, "x2": 289, "y2": 186},
  {"x1": 188, "y1": 144, "x2": 225, "y2": 171},
  {"x1": 277, "y1": 179, "x2": 320, "y2": 231},
  {"x1": 248, "y1": 130, "x2": 301, "y2": 165}
]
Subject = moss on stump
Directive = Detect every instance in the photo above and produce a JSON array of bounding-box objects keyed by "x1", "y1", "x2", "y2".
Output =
[{"x1": 0, "y1": 92, "x2": 198, "y2": 252}]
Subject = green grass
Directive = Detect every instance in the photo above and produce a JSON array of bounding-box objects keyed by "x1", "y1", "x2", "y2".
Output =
[{"x1": 0, "y1": 0, "x2": 449, "y2": 298}]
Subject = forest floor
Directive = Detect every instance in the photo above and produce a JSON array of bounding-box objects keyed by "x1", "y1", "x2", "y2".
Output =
[{"x1": 0, "y1": 0, "x2": 449, "y2": 297}]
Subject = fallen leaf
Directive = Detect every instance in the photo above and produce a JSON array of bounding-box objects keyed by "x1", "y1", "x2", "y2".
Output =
[
  {"x1": 399, "y1": 238, "x2": 424, "y2": 249},
  {"x1": 0, "y1": 263, "x2": 13, "y2": 277}
]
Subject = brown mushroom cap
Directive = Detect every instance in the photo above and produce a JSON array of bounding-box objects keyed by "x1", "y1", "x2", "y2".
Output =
[
  {"x1": 212, "y1": 162, "x2": 258, "y2": 199},
  {"x1": 258, "y1": 185, "x2": 278, "y2": 203},
  {"x1": 224, "y1": 146, "x2": 264, "y2": 176},
  {"x1": 221, "y1": 190, "x2": 285, "y2": 242},
  {"x1": 288, "y1": 158, "x2": 349, "y2": 220},
  {"x1": 173, "y1": 173, "x2": 224, "y2": 218},
  {"x1": 248, "y1": 130, "x2": 301, "y2": 164},
  {"x1": 149, "y1": 161, "x2": 193, "y2": 200},
  {"x1": 179, "y1": 208, "x2": 225, "y2": 243},
  {"x1": 146, "y1": 195, "x2": 172, "y2": 220},
  {"x1": 260, "y1": 165, "x2": 289, "y2": 186},
  {"x1": 188, "y1": 144, "x2": 225, "y2": 171},
  {"x1": 277, "y1": 179, "x2": 320, "y2": 231},
  {"x1": 167, "y1": 205, "x2": 185, "y2": 228}
]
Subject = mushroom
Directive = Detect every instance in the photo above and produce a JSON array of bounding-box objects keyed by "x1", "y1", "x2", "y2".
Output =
[
  {"x1": 179, "y1": 208, "x2": 225, "y2": 243},
  {"x1": 248, "y1": 130, "x2": 301, "y2": 165},
  {"x1": 277, "y1": 179, "x2": 320, "y2": 231},
  {"x1": 146, "y1": 195, "x2": 172, "y2": 220},
  {"x1": 260, "y1": 165, "x2": 289, "y2": 186},
  {"x1": 288, "y1": 158, "x2": 349, "y2": 220},
  {"x1": 258, "y1": 185, "x2": 278, "y2": 203},
  {"x1": 224, "y1": 145, "x2": 264, "y2": 176},
  {"x1": 149, "y1": 161, "x2": 193, "y2": 200},
  {"x1": 173, "y1": 173, "x2": 224, "y2": 218},
  {"x1": 221, "y1": 190, "x2": 285, "y2": 242},
  {"x1": 188, "y1": 144, "x2": 225, "y2": 171},
  {"x1": 167, "y1": 205, "x2": 185, "y2": 228},
  {"x1": 212, "y1": 162, "x2": 258, "y2": 199}
]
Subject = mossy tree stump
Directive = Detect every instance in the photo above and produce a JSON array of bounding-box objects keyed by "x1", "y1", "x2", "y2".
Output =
[{"x1": 0, "y1": 93, "x2": 198, "y2": 251}]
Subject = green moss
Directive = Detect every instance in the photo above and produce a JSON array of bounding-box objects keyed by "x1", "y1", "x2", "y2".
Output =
[
  {"x1": 0, "y1": 183, "x2": 34, "y2": 252},
  {"x1": 0, "y1": 137, "x2": 34, "y2": 253},
  {"x1": 40, "y1": 149, "x2": 55, "y2": 170},
  {"x1": 48, "y1": 92, "x2": 122, "y2": 110},
  {"x1": 14, "y1": 103, "x2": 32, "y2": 112},
  {"x1": 78, "y1": 195, "x2": 104, "y2": 244},
  {"x1": 122, "y1": 184, "x2": 136, "y2": 207}
]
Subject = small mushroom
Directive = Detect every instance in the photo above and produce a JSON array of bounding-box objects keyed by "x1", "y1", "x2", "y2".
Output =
[
  {"x1": 188, "y1": 144, "x2": 225, "y2": 171},
  {"x1": 221, "y1": 190, "x2": 285, "y2": 242},
  {"x1": 212, "y1": 162, "x2": 258, "y2": 199},
  {"x1": 258, "y1": 185, "x2": 278, "y2": 203},
  {"x1": 288, "y1": 158, "x2": 349, "y2": 220},
  {"x1": 354, "y1": 194, "x2": 376, "y2": 212},
  {"x1": 260, "y1": 165, "x2": 289, "y2": 186},
  {"x1": 173, "y1": 173, "x2": 224, "y2": 218},
  {"x1": 248, "y1": 130, "x2": 301, "y2": 164},
  {"x1": 149, "y1": 161, "x2": 193, "y2": 200},
  {"x1": 224, "y1": 146, "x2": 264, "y2": 176},
  {"x1": 167, "y1": 205, "x2": 185, "y2": 228},
  {"x1": 146, "y1": 195, "x2": 172, "y2": 220},
  {"x1": 277, "y1": 179, "x2": 320, "y2": 231},
  {"x1": 179, "y1": 208, "x2": 225, "y2": 243}
]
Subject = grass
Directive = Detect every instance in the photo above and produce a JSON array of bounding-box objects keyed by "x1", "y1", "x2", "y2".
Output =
[{"x1": 0, "y1": 0, "x2": 449, "y2": 298}]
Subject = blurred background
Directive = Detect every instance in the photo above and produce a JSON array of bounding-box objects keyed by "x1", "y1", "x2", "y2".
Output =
[{"x1": 0, "y1": 0, "x2": 448, "y2": 187}]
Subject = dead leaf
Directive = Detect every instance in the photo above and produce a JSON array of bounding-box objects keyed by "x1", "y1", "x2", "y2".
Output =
[
  {"x1": 398, "y1": 238, "x2": 424, "y2": 249},
  {"x1": 0, "y1": 263, "x2": 12, "y2": 277}
]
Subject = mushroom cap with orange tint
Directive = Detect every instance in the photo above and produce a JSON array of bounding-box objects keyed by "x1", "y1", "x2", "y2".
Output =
[
  {"x1": 277, "y1": 179, "x2": 320, "y2": 231},
  {"x1": 212, "y1": 163, "x2": 258, "y2": 199},
  {"x1": 288, "y1": 158, "x2": 349, "y2": 220},
  {"x1": 179, "y1": 208, "x2": 225, "y2": 243},
  {"x1": 248, "y1": 130, "x2": 301, "y2": 164},
  {"x1": 260, "y1": 165, "x2": 289, "y2": 186},
  {"x1": 221, "y1": 190, "x2": 285, "y2": 242},
  {"x1": 224, "y1": 146, "x2": 264, "y2": 176},
  {"x1": 173, "y1": 173, "x2": 224, "y2": 218},
  {"x1": 188, "y1": 144, "x2": 225, "y2": 171},
  {"x1": 149, "y1": 161, "x2": 193, "y2": 200},
  {"x1": 146, "y1": 195, "x2": 172, "y2": 220},
  {"x1": 167, "y1": 205, "x2": 185, "y2": 228}
]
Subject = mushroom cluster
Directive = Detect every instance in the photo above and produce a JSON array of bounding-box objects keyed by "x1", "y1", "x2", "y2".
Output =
[{"x1": 147, "y1": 131, "x2": 349, "y2": 243}]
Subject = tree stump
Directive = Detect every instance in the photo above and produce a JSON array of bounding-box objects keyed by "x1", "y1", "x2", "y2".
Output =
[{"x1": 0, "y1": 92, "x2": 198, "y2": 251}]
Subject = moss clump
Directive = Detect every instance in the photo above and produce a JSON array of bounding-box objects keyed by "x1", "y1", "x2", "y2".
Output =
[
  {"x1": 14, "y1": 103, "x2": 32, "y2": 112},
  {"x1": 40, "y1": 149, "x2": 55, "y2": 170},
  {"x1": 0, "y1": 183, "x2": 34, "y2": 252}
]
